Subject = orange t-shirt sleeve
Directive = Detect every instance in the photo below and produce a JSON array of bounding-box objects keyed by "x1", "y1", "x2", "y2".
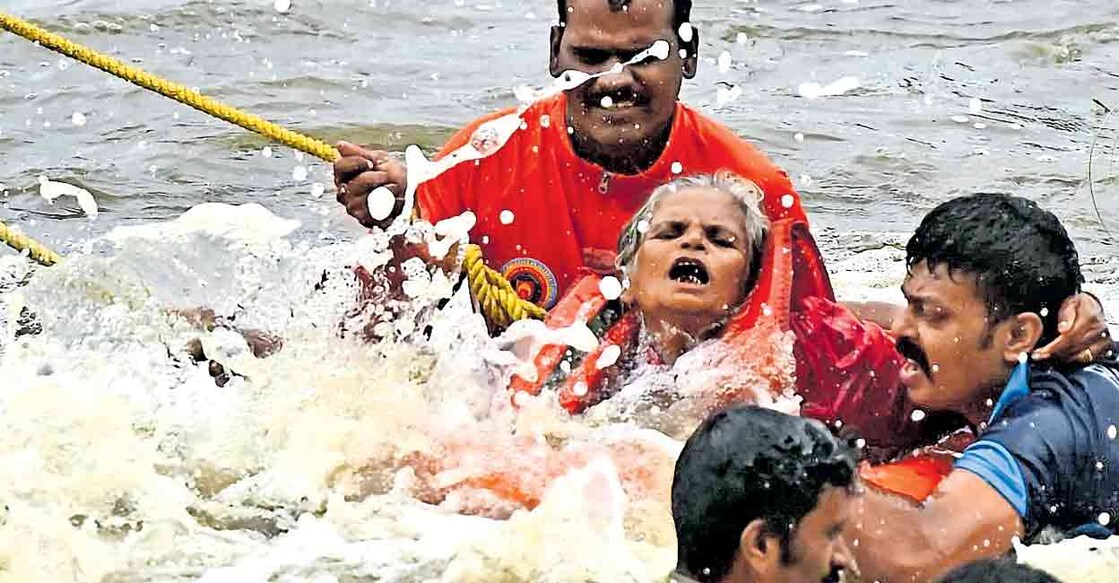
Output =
[{"x1": 415, "y1": 107, "x2": 518, "y2": 223}]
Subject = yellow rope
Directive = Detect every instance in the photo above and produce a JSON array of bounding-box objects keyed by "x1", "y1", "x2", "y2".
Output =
[
  {"x1": 0, "y1": 220, "x2": 62, "y2": 266},
  {"x1": 0, "y1": 11, "x2": 338, "y2": 163},
  {"x1": 464, "y1": 244, "x2": 546, "y2": 329},
  {"x1": 0, "y1": 10, "x2": 545, "y2": 327}
]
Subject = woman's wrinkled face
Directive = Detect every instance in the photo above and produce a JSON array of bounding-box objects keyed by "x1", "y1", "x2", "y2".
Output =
[{"x1": 625, "y1": 187, "x2": 754, "y2": 337}]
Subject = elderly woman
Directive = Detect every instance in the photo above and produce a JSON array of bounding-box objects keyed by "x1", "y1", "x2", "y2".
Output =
[{"x1": 533, "y1": 171, "x2": 912, "y2": 447}]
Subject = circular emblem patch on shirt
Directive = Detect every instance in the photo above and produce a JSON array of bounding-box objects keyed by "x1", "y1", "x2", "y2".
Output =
[{"x1": 501, "y1": 257, "x2": 558, "y2": 309}]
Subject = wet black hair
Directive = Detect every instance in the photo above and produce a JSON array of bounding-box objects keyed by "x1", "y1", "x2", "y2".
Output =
[
  {"x1": 906, "y1": 193, "x2": 1083, "y2": 345},
  {"x1": 937, "y1": 558, "x2": 1060, "y2": 583},
  {"x1": 556, "y1": 0, "x2": 694, "y2": 33},
  {"x1": 671, "y1": 406, "x2": 857, "y2": 582}
]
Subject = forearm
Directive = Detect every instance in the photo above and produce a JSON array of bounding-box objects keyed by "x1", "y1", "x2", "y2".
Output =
[
  {"x1": 848, "y1": 488, "x2": 947, "y2": 582},
  {"x1": 848, "y1": 484, "x2": 1020, "y2": 582}
]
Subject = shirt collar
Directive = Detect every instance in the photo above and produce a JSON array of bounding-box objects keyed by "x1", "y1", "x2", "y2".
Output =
[{"x1": 988, "y1": 361, "x2": 1030, "y2": 424}]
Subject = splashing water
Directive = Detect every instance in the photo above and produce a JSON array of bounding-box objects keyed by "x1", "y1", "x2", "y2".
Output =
[{"x1": 0, "y1": 201, "x2": 708, "y2": 581}]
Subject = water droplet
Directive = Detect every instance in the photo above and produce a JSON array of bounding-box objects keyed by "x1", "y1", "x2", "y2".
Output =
[
  {"x1": 736, "y1": 32, "x2": 748, "y2": 45},
  {"x1": 367, "y1": 186, "x2": 397, "y2": 221},
  {"x1": 600, "y1": 95, "x2": 613, "y2": 108},
  {"x1": 539, "y1": 114, "x2": 551, "y2": 128},
  {"x1": 1108, "y1": 425, "x2": 1117, "y2": 440},
  {"x1": 973, "y1": 122, "x2": 987, "y2": 130},
  {"x1": 781, "y1": 194, "x2": 795, "y2": 209},
  {"x1": 671, "y1": 161, "x2": 683, "y2": 174},
  {"x1": 637, "y1": 220, "x2": 650, "y2": 234},
  {"x1": 951, "y1": 115, "x2": 970, "y2": 124},
  {"x1": 1017, "y1": 352, "x2": 1028, "y2": 364},
  {"x1": 794, "y1": 132, "x2": 805, "y2": 143},
  {"x1": 595, "y1": 345, "x2": 622, "y2": 370},
  {"x1": 273, "y1": 0, "x2": 291, "y2": 14},
  {"x1": 292, "y1": 165, "x2": 308, "y2": 181},
  {"x1": 717, "y1": 51, "x2": 732, "y2": 74},
  {"x1": 499, "y1": 210, "x2": 515, "y2": 225},
  {"x1": 855, "y1": 438, "x2": 866, "y2": 449},
  {"x1": 599, "y1": 276, "x2": 623, "y2": 301},
  {"x1": 911, "y1": 409, "x2": 927, "y2": 422},
  {"x1": 678, "y1": 22, "x2": 694, "y2": 43},
  {"x1": 310, "y1": 183, "x2": 325, "y2": 198},
  {"x1": 572, "y1": 382, "x2": 589, "y2": 397},
  {"x1": 262, "y1": 146, "x2": 273, "y2": 158},
  {"x1": 969, "y1": 97, "x2": 982, "y2": 114},
  {"x1": 799, "y1": 174, "x2": 813, "y2": 187},
  {"x1": 1099, "y1": 512, "x2": 1111, "y2": 526},
  {"x1": 70, "y1": 112, "x2": 87, "y2": 127}
]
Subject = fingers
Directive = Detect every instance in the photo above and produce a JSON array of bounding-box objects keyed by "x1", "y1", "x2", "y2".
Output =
[
  {"x1": 336, "y1": 141, "x2": 391, "y2": 163},
  {"x1": 335, "y1": 169, "x2": 399, "y2": 228},
  {"x1": 1033, "y1": 294, "x2": 1108, "y2": 362},
  {"x1": 333, "y1": 156, "x2": 375, "y2": 187},
  {"x1": 333, "y1": 142, "x2": 392, "y2": 187}
]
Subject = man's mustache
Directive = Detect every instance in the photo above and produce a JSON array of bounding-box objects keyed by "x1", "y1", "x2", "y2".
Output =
[
  {"x1": 583, "y1": 85, "x2": 646, "y2": 107},
  {"x1": 896, "y1": 336, "x2": 932, "y2": 377}
]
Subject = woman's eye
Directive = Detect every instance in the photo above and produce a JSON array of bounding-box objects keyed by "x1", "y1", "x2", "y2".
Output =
[{"x1": 708, "y1": 229, "x2": 736, "y2": 247}]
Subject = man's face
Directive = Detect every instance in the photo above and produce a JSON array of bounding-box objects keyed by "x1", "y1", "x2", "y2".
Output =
[
  {"x1": 742, "y1": 487, "x2": 856, "y2": 583},
  {"x1": 892, "y1": 261, "x2": 1017, "y2": 414},
  {"x1": 626, "y1": 188, "x2": 753, "y2": 337},
  {"x1": 550, "y1": 0, "x2": 696, "y2": 166}
]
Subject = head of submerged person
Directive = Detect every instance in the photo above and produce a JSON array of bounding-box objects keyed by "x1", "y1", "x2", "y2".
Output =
[
  {"x1": 672, "y1": 406, "x2": 858, "y2": 583},
  {"x1": 894, "y1": 193, "x2": 1083, "y2": 423},
  {"x1": 936, "y1": 558, "x2": 1059, "y2": 583},
  {"x1": 551, "y1": 0, "x2": 698, "y2": 173},
  {"x1": 615, "y1": 172, "x2": 768, "y2": 359}
]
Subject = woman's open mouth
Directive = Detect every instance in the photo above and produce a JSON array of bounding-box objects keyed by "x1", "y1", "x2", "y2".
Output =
[{"x1": 668, "y1": 257, "x2": 710, "y2": 286}]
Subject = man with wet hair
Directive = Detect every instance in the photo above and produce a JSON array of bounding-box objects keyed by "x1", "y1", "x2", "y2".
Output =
[
  {"x1": 936, "y1": 558, "x2": 1059, "y2": 583},
  {"x1": 672, "y1": 406, "x2": 858, "y2": 583},
  {"x1": 849, "y1": 193, "x2": 1119, "y2": 581}
]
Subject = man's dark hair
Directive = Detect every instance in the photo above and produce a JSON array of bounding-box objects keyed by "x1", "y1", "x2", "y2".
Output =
[
  {"x1": 671, "y1": 406, "x2": 857, "y2": 582},
  {"x1": 556, "y1": 0, "x2": 694, "y2": 32},
  {"x1": 937, "y1": 558, "x2": 1059, "y2": 583},
  {"x1": 906, "y1": 193, "x2": 1083, "y2": 345}
]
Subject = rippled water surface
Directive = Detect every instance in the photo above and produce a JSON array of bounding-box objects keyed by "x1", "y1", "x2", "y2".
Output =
[{"x1": 1, "y1": 0, "x2": 1118, "y2": 581}]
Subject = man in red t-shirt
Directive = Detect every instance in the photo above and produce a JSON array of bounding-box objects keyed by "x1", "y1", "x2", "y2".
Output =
[
  {"x1": 335, "y1": 0, "x2": 1107, "y2": 355},
  {"x1": 334, "y1": 0, "x2": 802, "y2": 309}
]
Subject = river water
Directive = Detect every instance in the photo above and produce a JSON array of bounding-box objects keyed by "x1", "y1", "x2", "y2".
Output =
[{"x1": 1, "y1": 0, "x2": 1118, "y2": 581}]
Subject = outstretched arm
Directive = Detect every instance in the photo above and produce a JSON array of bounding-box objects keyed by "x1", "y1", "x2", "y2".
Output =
[{"x1": 847, "y1": 469, "x2": 1024, "y2": 582}]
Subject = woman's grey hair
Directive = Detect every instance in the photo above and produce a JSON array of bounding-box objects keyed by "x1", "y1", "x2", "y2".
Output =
[{"x1": 616, "y1": 171, "x2": 770, "y2": 276}]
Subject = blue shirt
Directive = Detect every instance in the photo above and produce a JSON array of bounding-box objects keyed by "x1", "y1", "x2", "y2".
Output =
[{"x1": 955, "y1": 361, "x2": 1119, "y2": 539}]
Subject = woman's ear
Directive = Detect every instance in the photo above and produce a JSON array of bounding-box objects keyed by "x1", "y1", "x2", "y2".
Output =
[{"x1": 1003, "y1": 312, "x2": 1045, "y2": 364}]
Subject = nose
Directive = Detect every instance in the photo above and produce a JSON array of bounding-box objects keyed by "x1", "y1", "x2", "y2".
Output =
[
  {"x1": 891, "y1": 305, "x2": 916, "y2": 340},
  {"x1": 591, "y1": 57, "x2": 638, "y2": 91},
  {"x1": 832, "y1": 537, "x2": 858, "y2": 580},
  {"x1": 678, "y1": 225, "x2": 705, "y2": 250}
]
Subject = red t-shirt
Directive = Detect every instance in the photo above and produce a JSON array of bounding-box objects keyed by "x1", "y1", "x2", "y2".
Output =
[{"x1": 418, "y1": 93, "x2": 806, "y2": 309}]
